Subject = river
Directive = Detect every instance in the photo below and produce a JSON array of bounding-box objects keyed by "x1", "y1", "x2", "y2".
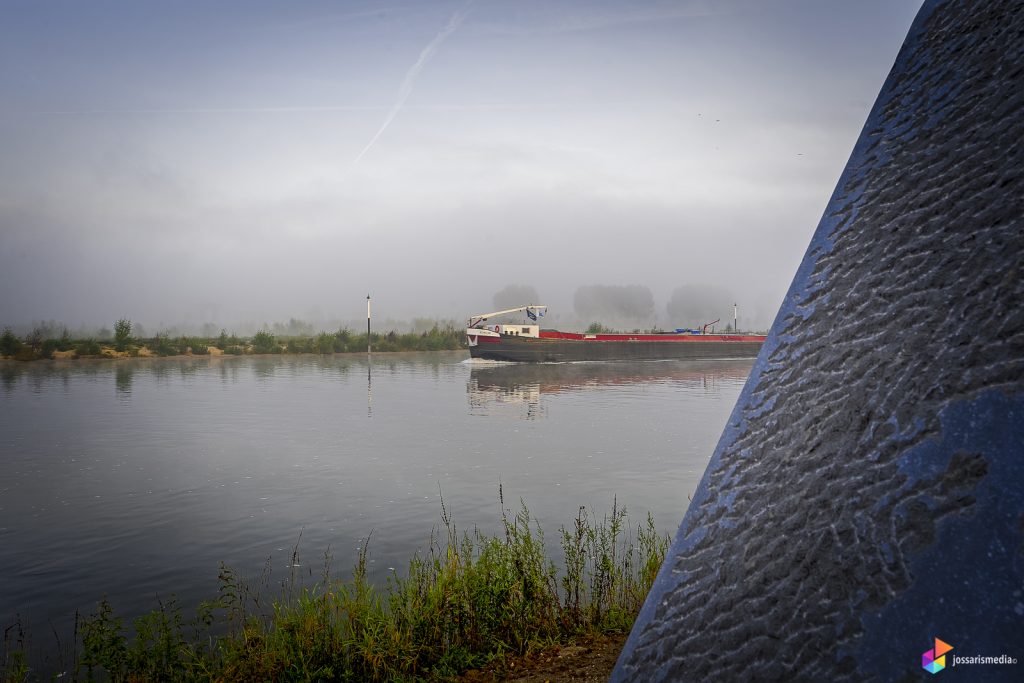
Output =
[{"x1": 0, "y1": 352, "x2": 751, "y2": 656}]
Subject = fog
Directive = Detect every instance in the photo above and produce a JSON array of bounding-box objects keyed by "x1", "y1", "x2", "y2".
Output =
[{"x1": 0, "y1": 0, "x2": 923, "y2": 335}]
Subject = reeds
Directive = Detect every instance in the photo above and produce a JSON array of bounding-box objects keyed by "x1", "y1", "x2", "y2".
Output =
[{"x1": 1, "y1": 496, "x2": 668, "y2": 682}]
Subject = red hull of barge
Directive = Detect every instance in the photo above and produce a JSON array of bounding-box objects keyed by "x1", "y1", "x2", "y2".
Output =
[{"x1": 468, "y1": 330, "x2": 765, "y2": 363}]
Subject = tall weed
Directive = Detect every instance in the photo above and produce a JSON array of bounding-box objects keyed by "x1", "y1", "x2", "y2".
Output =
[{"x1": 7, "y1": 496, "x2": 668, "y2": 682}]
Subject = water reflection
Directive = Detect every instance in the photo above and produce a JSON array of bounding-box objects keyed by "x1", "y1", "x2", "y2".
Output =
[
  {"x1": 468, "y1": 372, "x2": 544, "y2": 419},
  {"x1": 0, "y1": 353, "x2": 457, "y2": 398},
  {"x1": 1, "y1": 350, "x2": 750, "y2": 676},
  {"x1": 467, "y1": 359, "x2": 753, "y2": 419},
  {"x1": 151, "y1": 360, "x2": 172, "y2": 383},
  {"x1": 253, "y1": 357, "x2": 278, "y2": 380},
  {"x1": 219, "y1": 357, "x2": 240, "y2": 384},
  {"x1": 1, "y1": 364, "x2": 18, "y2": 394},
  {"x1": 115, "y1": 364, "x2": 134, "y2": 396}
]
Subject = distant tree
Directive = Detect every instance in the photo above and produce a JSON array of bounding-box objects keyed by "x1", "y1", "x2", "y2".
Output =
[
  {"x1": 492, "y1": 284, "x2": 541, "y2": 311},
  {"x1": 573, "y1": 285, "x2": 654, "y2": 329},
  {"x1": 114, "y1": 318, "x2": 134, "y2": 351},
  {"x1": 274, "y1": 318, "x2": 315, "y2": 337},
  {"x1": 411, "y1": 317, "x2": 441, "y2": 334},
  {"x1": 27, "y1": 326, "x2": 44, "y2": 347},
  {"x1": 666, "y1": 285, "x2": 734, "y2": 328},
  {"x1": 26, "y1": 320, "x2": 65, "y2": 339}
]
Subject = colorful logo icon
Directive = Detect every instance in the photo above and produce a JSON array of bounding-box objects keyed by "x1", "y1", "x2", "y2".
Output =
[{"x1": 922, "y1": 637, "x2": 954, "y2": 674}]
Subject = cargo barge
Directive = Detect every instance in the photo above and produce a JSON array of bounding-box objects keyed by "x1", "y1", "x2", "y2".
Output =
[{"x1": 466, "y1": 306, "x2": 765, "y2": 363}]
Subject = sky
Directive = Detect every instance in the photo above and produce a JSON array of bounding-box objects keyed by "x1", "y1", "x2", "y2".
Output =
[{"x1": 0, "y1": 0, "x2": 924, "y2": 333}]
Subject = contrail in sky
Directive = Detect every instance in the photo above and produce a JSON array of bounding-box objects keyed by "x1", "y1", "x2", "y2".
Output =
[
  {"x1": 30, "y1": 103, "x2": 556, "y2": 115},
  {"x1": 348, "y1": 1, "x2": 472, "y2": 170}
]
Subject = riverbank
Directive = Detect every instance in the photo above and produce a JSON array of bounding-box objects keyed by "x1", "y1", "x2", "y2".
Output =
[
  {"x1": 1, "y1": 498, "x2": 667, "y2": 682},
  {"x1": 0, "y1": 325, "x2": 464, "y2": 362},
  {"x1": 457, "y1": 633, "x2": 627, "y2": 682}
]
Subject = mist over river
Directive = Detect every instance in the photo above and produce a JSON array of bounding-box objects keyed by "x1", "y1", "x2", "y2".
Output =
[{"x1": 0, "y1": 352, "x2": 752, "y2": 647}]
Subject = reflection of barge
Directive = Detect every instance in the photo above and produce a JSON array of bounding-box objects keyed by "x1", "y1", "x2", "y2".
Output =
[
  {"x1": 469, "y1": 359, "x2": 752, "y2": 397},
  {"x1": 466, "y1": 306, "x2": 765, "y2": 363},
  {"x1": 467, "y1": 357, "x2": 754, "y2": 419}
]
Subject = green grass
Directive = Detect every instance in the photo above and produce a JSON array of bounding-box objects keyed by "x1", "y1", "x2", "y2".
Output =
[{"x1": 1, "y1": 495, "x2": 668, "y2": 682}]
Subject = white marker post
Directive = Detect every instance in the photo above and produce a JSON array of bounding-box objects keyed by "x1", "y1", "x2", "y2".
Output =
[
  {"x1": 367, "y1": 294, "x2": 371, "y2": 354},
  {"x1": 734, "y1": 303, "x2": 738, "y2": 334}
]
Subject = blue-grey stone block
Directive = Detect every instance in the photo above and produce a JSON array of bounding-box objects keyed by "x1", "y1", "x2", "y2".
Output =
[{"x1": 612, "y1": 0, "x2": 1024, "y2": 680}]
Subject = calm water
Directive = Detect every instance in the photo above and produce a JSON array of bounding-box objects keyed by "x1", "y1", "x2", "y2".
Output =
[{"x1": 0, "y1": 352, "x2": 751, "y2": 643}]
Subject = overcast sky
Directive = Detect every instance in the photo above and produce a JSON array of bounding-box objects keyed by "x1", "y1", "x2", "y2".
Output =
[{"x1": 0, "y1": 0, "x2": 924, "y2": 332}]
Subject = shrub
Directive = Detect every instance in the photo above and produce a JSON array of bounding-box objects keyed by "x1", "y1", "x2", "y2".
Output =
[
  {"x1": 315, "y1": 332, "x2": 334, "y2": 355},
  {"x1": 76, "y1": 339, "x2": 102, "y2": 357},
  {"x1": 286, "y1": 336, "x2": 322, "y2": 353},
  {"x1": 174, "y1": 337, "x2": 209, "y2": 355},
  {"x1": 216, "y1": 330, "x2": 242, "y2": 351},
  {"x1": 41, "y1": 339, "x2": 60, "y2": 359},
  {"x1": 114, "y1": 319, "x2": 134, "y2": 352},
  {"x1": 188, "y1": 338, "x2": 211, "y2": 355},
  {"x1": 332, "y1": 329, "x2": 351, "y2": 352},
  {"x1": 1, "y1": 328, "x2": 23, "y2": 357},
  {"x1": 58, "y1": 329, "x2": 75, "y2": 351},
  {"x1": 285, "y1": 338, "x2": 303, "y2": 353},
  {"x1": 252, "y1": 330, "x2": 278, "y2": 354},
  {"x1": 13, "y1": 346, "x2": 38, "y2": 361},
  {"x1": 152, "y1": 335, "x2": 177, "y2": 357},
  {"x1": 78, "y1": 598, "x2": 128, "y2": 679}
]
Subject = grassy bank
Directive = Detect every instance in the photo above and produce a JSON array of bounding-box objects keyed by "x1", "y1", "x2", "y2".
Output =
[
  {"x1": 0, "y1": 324, "x2": 464, "y2": 361},
  {"x1": 1, "y1": 497, "x2": 668, "y2": 682}
]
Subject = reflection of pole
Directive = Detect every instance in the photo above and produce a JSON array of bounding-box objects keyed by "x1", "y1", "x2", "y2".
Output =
[
  {"x1": 367, "y1": 294, "x2": 371, "y2": 354},
  {"x1": 367, "y1": 361, "x2": 372, "y2": 418}
]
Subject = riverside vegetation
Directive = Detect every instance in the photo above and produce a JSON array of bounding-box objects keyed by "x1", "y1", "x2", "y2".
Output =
[
  {"x1": 0, "y1": 319, "x2": 464, "y2": 361},
  {"x1": 1, "y1": 496, "x2": 669, "y2": 682}
]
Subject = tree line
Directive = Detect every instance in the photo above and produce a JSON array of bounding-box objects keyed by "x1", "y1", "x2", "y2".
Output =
[
  {"x1": 0, "y1": 319, "x2": 464, "y2": 361},
  {"x1": 491, "y1": 283, "x2": 743, "y2": 332}
]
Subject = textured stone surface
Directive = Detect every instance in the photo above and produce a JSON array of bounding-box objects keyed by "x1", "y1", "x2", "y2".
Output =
[{"x1": 612, "y1": 0, "x2": 1024, "y2": 680}]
